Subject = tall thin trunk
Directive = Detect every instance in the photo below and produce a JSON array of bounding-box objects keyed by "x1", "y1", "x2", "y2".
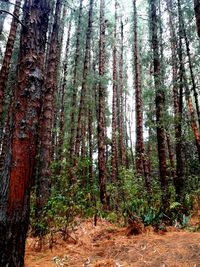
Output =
[
  {"x1": 36, "y1": 0, "x2": 62, "y2": 221},
  {"x1": 57, "y1": 17, "x2": 72, "y2": 167},
  {"x1": 111, "y1": 0, "x2": 119, "y2": 182},
  {"x1": 75, "y1": 0, "x2": 94, "y2": 157},
  {"x1": 178, "y1": 0, "x2": 200, "y2": 162},
  {"x1": 0, "y1": 0, "x2": 21, "y2": 141},
  {"x1": 150, "y1": 0, "x2": 169, "y2": 211},
  {"x1": 68, "y1": 0, "x2": 83, "y2": 162},
  {"x1": 167, "y1": 0, "x2": 184, "y2": 199},
  {"x1": 179, "y1": 3, "x2": 200, "y2": 128},
  {"x1": 88, "y1": 104, "x2": 93, "y2": 187},
  {"x1": 98, "y1": 0, "x2": 107, "y2": 206},
  {"x1": 166, "y1": 132, "x2": 176, "y2": 178},
  {"x1": 0, "y1": 0, "x2": 49, "y2": 265},
  {"x1": 118, "y1": 18, "x2": 126, "y2": 167},
  {"x1": 134, "y1": 0, "x2": 151, "y2": 192}
]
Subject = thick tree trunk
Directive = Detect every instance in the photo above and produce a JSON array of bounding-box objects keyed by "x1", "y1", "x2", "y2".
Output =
[
  {"x1": 98, "y1": 0, "x2": 107, "y2": 206},
  {"x1": 36, "y1": 0, "x2": 62, "y2": 222},
  {"x1": 0, "y1": 0, "x2": 21, "y2": 141},
  {"x1": 150, "y1": 0, "x2": 169, "y2": 211},
  {"x1": 0, "y1": 0, "x2": 49, "y2": 265}
]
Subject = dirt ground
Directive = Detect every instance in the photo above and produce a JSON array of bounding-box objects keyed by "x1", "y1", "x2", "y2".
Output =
[{"x1": 25, "y1": 218, "x2": 200, "y2": 267}]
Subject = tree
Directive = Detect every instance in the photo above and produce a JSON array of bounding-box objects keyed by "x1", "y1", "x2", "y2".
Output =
[
  {"x1": 149, "y1": 0, "x2": 169, "y2": 211},
  {"x1": 98, "y1": 0, "x2": 107, "y2": 206},
  {"x1": 111, "y1": 0, "x2": 119, "y2": 182},
  {"x1": 0, "y1": 0, "x2": 50, "y2": 265},
  {"x1": 36, "y1": 0, "x2": 62, "y2": 224},
  {"x1": 133, "y1": 0, "x2": 151, "y2": 193},
  {"x1": 75, "y1": 0, "x2": 94, "y2": 157},
  {"x1": 0, "y1": 0, "x2": 22, "y2": 141}
]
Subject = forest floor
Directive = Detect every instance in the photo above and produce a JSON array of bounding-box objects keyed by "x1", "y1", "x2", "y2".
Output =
[{"x1": 25, "y1": 216, "x2": 200, "y2": 267}]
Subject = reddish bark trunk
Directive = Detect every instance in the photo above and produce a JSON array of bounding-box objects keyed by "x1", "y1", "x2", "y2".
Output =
[{"x1": 0, "y1": 0, "x2": 49, "y2": 265}]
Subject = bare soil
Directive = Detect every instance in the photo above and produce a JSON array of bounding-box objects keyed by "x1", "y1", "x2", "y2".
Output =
[{"x1": 25, "y1": 218, "x2": 200, "y2": 267}]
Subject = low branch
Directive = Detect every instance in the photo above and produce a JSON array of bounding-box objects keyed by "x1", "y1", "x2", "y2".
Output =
[{"x1": 0, "y1": 9, "x2": 25, "y2": 27}]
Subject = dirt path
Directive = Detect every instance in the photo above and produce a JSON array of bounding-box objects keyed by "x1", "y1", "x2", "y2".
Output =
[{"x1": 25, "y1": 219, "x2": 200, "y2": 267}]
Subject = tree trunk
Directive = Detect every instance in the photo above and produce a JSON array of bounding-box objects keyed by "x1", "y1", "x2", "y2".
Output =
[
  {"x1": 0, "y1": 0, "x2": 21, "y2": 142},
  {"x1": 178, "y1": 0, "x2": 200, "y2": 163},
  {"x1": 167, "y1": 0, "x2": 184, "y2": 200},
  {"x1": 75, "y1": 0, "x2": 94, "y2": 157},
  {"x1": 133, "y1": 0, "x2": 151, "y2": 193},
  {"x1": 36, "y1": 0, "x2": 62, "y2": 223},
  {"x1": 118, "y1": 18, "x2": 126, "y2": 167},
  {"x1": 0, "y1": 0, "x2": 49, "y2": 265},
  {"x1": 57, "y1": 17, "x2": 72, "y2": 169},
  {"x1": 98, "y1": 0, "x2": 107, "y2": 206},
  {"x1": 150, "y1": 0, "x2": 169, "y2": 211},
  {"x1": 111, "y1": 0, "x2": 119, "y2": 182},
  {"x1": 180, "y1": 5, "x2": 200, "y2": 128},
  {"x1": 68, "y1": 0, "x2": 83, "y2": 163}
]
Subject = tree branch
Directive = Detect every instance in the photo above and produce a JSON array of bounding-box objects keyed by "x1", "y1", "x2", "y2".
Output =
[{"x1": 0, "y1": 9, "x2": 25, "y2": 27}]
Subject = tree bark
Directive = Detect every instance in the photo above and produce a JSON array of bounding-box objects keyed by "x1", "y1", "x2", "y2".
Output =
[
  {"x1": 133, "y1": 0, "x2": 151, "y2": 193},
  {"x1": 0, "y1": 0, "x2": 49, "y2": 265},
  {"x1": 149, "y1": 0, "x2": 169, "y2": 211},
  {"x1": 75, "y1": 0, "x2": 94, "y2": 157},
  {"x1": 98, "y1": 0, "x2": 107, "y2": 206},
  {"x1": 111, "y1": 0, "x2": 119, "y2": 182},
  {"x1": 118, "y1": 18, "x2": 126, "y2": 167},
  {"x1": 36, "y1": 0, "x2": 62, "y2": 222},
  {"x1": 0, "y1": 0, "x2": 21, "y2": 142},
  {"x1": 57, "y1": 17, "x2": 72, "y2": 169},
  {"x1": 68, "y1": 0, "x2": 83, "y2": 163}
]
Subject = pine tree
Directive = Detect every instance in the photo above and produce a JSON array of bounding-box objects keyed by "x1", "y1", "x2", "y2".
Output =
[{"x1": 0, "y1": 0, "x2": 50, "y2": 264}]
